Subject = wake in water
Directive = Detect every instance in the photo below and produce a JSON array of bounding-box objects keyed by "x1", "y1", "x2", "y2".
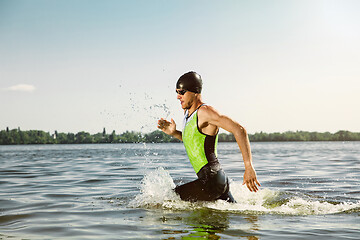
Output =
[{"x1": 129, "y1": 167, "x2": 360, "y2": 215}]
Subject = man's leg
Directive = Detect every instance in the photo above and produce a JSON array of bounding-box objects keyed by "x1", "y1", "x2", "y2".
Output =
[
  {"x1": 217, "y1": 180, "x2": 236, "y2": 203},
  {"x1": 174, "y1": 179, "x2": 210, "y2": 202}
]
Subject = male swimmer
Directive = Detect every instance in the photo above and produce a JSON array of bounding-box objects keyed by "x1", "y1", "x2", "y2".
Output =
[{"x1": 158, "y1": 72, "x2": 260, "y2": 202}]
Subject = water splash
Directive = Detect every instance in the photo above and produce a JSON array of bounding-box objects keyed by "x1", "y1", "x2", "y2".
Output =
[
  {"x1": 129, "y1": 167, "x2": 179, "y2": 208},
  {"x1": 129, "y1": 168, "x2": 360, "y2": 215},
  {"x1": 208, "y1": 182, "x2": 360, "y2": 215},
  {"x1": 127, "y1": 92, "x2": 172, "y2": 133},
  {"x1": 100, "y1": 88, "x2": 173, "y2": 134}
]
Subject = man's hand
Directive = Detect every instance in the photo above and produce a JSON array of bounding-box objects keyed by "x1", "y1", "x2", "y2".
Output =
[
  {"x1": 243, "y1": 167, "x2": 261, "y2": 192},
  {"x1": 157, "y1": 118, "x2": 176, "y2": 136},
  {"x1": 157, "y1": 118, "x2": 183, "y2": 141}
]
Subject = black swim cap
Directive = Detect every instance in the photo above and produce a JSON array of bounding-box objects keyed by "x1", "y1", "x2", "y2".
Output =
[{"x1": 176, "y1": 71, "x2": 203, "y2": 94}]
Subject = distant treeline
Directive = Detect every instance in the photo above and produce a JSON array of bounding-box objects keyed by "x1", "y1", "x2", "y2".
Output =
[
  {"x1": 1, "y1": 127, "x2": 359, "y2": 145},
  {"x1": 0, "y1": 127, "x2": 178, "y2": 145},
  {"x1": 221, "y1": 130, "x2": 360, "y2": 142}
]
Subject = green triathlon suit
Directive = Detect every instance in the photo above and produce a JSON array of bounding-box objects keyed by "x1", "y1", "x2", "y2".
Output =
[{"x1": 174, "y1": 104, "x2": 235, "y2": 202}]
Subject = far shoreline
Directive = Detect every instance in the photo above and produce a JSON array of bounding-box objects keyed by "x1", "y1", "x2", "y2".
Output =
[{"x1": 1, "y1": 128, "x2": 359, "y2": 145}]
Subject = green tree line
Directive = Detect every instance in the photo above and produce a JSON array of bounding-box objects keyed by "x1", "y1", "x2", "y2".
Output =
[
  {"x1": 0, "y1": 127, "x2": 179, "y2": 145},
  {"x1": 219, "y1": 130, "x2": 360, "y2": 142},
  {"x1": 1, "y1": 127, "x2": 359, "y2": 145}
]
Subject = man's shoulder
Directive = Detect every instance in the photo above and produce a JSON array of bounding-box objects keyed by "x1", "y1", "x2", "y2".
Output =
[
  {"x1": 199, "y1": 104, "x2": 217, "y2": 112},
  {"x1": 198, "y1": 105, "x2": 220, "y2": 119}
]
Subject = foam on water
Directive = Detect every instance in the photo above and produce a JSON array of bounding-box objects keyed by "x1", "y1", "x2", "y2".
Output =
[
  {"x1": 129, "y1": 167, "x2": 180, "y2": 208},
  {"x1": 129, "y1": 168, "x2": 360, "y2": 215}
]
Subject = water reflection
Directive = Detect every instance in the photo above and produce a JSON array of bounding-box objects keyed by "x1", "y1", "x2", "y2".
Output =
[{"x1": 161, "y1": 208, "x2": 260, "y2": 240}]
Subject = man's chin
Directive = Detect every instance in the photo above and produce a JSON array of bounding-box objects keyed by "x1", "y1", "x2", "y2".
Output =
[{"x1": 181, "y1": 105, "x2": 189, "y2": 110}]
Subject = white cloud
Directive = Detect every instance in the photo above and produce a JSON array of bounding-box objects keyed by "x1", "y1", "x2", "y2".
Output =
[{"x1": 3, "y1": 84, "x2": 36, "y2": 92}]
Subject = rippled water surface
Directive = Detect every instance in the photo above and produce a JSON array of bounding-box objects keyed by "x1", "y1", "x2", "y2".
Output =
[{"x1": 0, "y1": 142, "x2": 359, "y2": 239}]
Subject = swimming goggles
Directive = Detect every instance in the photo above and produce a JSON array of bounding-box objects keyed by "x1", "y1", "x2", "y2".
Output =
[{"x1": 176, "y1": 89, "x2": 187, "y2": 95}]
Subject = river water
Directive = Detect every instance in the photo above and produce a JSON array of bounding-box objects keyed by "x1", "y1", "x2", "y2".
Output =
[{"x1": 0, "y1": 142, "x2": 359, "y2": 239}]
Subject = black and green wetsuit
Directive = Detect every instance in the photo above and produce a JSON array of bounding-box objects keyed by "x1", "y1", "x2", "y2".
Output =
[{"x1": 174, "y1": 104, "x2": 235, "y2": 202}]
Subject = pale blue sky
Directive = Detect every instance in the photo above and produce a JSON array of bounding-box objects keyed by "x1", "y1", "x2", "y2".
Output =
[{"x1": 1, "y1": 0, "x2": 359, "y2": 134}]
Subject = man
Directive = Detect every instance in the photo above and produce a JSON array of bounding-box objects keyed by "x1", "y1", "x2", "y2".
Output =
[{"x1": 158, "y1": 71, "x2": 260, "y2": 202}]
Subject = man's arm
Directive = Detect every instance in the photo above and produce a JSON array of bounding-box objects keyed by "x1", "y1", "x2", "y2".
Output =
[
  {"x1": 198, "y1": 106, "x2": 260, "y2": 192},
  {"x1": 157, "y1": 118, "x2": 183, "y2": 141}
]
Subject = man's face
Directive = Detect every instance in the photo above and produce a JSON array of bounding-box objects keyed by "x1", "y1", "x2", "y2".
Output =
[{"x1": 176, "y1": 89, "x2": 195, "y2": 110}]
